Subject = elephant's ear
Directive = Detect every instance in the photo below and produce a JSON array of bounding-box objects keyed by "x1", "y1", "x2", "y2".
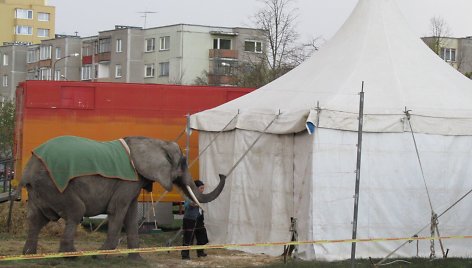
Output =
[{"x1": 125, "y1": 137, "x2": 182, "y2": 191}]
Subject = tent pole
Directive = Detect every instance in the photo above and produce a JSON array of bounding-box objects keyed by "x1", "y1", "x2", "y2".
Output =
[
  {"x1": 351, "y1": 81, "x2": 365, "y2": 268},
  {"x1": 186, "y1": 114, "x2": 190, "y2": 163}
]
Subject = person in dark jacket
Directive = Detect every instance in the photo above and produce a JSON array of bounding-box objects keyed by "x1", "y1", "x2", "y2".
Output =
[{"x1": 181, "y1": 180, "x2": 209, "y2": 260}]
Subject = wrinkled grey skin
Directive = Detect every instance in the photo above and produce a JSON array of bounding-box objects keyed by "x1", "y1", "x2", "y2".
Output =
[{"x1": 20, "y1": 136, "x2": 226, "y2": 258}]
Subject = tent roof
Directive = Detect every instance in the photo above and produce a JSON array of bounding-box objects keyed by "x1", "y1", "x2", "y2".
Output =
[{"x1": 191, "y1": 0, "x2": 472, "y2": 135}]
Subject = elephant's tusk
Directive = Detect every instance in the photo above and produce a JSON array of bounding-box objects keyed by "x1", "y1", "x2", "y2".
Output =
[{"x1": 186, "y1": 185, "x2": 204, "y2": 211}]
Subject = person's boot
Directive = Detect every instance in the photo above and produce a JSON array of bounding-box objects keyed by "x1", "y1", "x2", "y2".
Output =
[
  {"x1": 181, "y1": 250, "x2": 190, "y2": 260},
  {"x1": 197, "y1": 249, "x2": 207, "y2": 257}
]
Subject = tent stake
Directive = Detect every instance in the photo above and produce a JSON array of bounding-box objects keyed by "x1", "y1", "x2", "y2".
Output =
[{"x1": 351, "y1": 81, "x2": 365, "y2": 268}]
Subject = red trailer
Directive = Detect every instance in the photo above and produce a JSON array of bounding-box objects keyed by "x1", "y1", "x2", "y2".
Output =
[{"x1": 14, "y1": 81, "x2": 253, "y2": 202}]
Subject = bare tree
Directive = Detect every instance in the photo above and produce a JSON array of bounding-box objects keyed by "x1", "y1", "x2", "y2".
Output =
[
  {"x1": 253, "y1": 0, "x2": 299, "y2": 79},
  {"x1": 287, "y1": 36, "x2": 323, "y2": 66},
  {"x1": 193, "y1": 71, "x2": 209, "y2": 86},
  {"x1": 427, "y1": 16, "x2": 451, "y2": 55}
]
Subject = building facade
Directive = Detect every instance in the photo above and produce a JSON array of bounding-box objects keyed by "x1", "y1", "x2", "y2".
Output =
[
  {"x1": 1, "y1": 23, "x2": 266, "y2": 100},
  {"x1": 0, "y1": 43, "x2": 28, "y2": 100},
  {"x1": 423, "y1": 36, "x2": 472, "y2": 77},
  {"x1": 25, "y1": 35, "x2": 81, "y2": 82},
  {"x1": 80, "y1": 24, "x2": 266, "y2": 86},
  {"x1": 0, "y1": 0, "x2": 55, "y2": 45}
]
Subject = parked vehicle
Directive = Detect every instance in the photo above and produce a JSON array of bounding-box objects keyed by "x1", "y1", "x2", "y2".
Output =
[{"x1": 14, "y1": 80, "x2": 253, "y2": 202}]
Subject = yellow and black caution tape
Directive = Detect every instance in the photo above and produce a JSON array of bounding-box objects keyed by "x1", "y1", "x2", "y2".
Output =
[{"x1": 1, "y1": 235, "x2": 472, "y2": 261}]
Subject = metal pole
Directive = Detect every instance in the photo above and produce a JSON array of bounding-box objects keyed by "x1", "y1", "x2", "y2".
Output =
[
  {"x1": 350, "y1": 81, "x2": 365, "y2": 268},
  {"x1": 185, "y1": 114, "x2": 190, "y2": 163}
]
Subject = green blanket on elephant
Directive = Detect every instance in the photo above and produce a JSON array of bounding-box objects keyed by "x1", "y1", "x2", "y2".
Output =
[{"x1": 33, "y1": 136, "x2": 138, "y2": 192}]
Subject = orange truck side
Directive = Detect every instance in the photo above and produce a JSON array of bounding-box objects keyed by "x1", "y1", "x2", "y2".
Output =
[{"x1": 14, "y1": 81, "x2": 253, "y2": 202}]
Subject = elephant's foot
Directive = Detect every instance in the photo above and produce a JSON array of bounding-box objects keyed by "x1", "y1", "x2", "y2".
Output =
[
  {"x1": 23, "y1": 246, "x2": 37, "y2": 255},
  {"x1": 127, "y1": 253, "x2": 143, "y2": 261},
  {"x1": 59, "y1": 240, "x2": 77, "y2": 253},
  {"x1": 23, "y1": 241, "x2": 38, "y2": 255}
]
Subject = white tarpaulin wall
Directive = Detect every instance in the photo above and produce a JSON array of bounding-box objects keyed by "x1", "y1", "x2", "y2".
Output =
[
  {"x1": 191, "y1": 0, "x2": 472, "y2": 261},
  {"x1": 199, "y1": 127, "x2": 472, "y2": 260},
  {"x1": 310, "y1": 128, "x2": 472, "y2": 260},
  {"x1": 198, "y1": 130, "x2": 313, "y2": 256}
]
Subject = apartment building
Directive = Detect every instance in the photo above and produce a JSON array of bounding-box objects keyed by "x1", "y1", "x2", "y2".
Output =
[
  {"x1": 423, "y1": 36, "x2": 472, "y2": 77},
  {"x1": 81, "y1": 26, "x2": 144, "y2": 83},
  {"x1": 25, "y1": 35, "x2": 81, "y2": 82},
  {"x1": 79, "y1": 24, "x2": 265, "y2": 86},
  {"x1": 1, "y1": 23, "x2": 265, "y2": 100},
  {"x1": 0, "y1": 43, "x2": 28, "y2": 100},
  {"x1": 0, "y1": 0, "x2": 55, "y2": 45}
]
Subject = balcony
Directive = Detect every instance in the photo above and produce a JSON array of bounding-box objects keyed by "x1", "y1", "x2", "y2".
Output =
[
  {"x1": 96, "y1": 52, "x2": 111, "y2": 62},
  {"x1": 82, "y1": 55, "x2": 93, "y2": 65},
  {"x1": 38, "y1": 59, "x2": 52, "y2": 68},
  {"x1": 209, "y1": 49, "x2": 238, "y2": 59},
  {"x1": 208, "y1": 74, "x2": 238, "y2": 86}
]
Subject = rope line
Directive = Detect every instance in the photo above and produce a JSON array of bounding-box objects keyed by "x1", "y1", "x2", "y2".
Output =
[
  {"x1": 2, "y1": 235, "x2": 472, "y2": 261},
  {"x1": 174, "y1": 127, "x2": 186, "y2": 143}
]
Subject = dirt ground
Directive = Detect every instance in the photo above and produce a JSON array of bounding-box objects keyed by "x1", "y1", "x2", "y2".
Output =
[
  {"x1": 0, "y1": 232, "x2": 284, "y2": 268},
  {"x1": 0, "y1": 201, "x2": 286, "y2": 268}
]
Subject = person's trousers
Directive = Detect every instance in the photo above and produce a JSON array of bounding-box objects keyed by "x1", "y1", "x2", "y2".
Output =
[{"x1": 181, "y1": 216, "x2": 208, "y2": 257}]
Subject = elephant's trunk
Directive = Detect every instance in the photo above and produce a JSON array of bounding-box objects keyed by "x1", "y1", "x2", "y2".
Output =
[{"x1": 181, "y1": 174, "x2": 226, "y2": 203}]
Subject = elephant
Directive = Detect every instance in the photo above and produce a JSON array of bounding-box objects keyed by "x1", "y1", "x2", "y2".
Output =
[{"x1": 19, "y1": 136, "x2": 226, "y2": 258}]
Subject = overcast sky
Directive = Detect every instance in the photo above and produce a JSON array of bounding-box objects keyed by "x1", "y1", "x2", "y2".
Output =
[{"x1": 48, "y1": 0, "x2": 472, "y2": 44}]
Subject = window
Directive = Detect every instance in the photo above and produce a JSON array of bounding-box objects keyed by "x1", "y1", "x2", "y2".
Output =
[
  {"x1": 216, "y1": 61, "x2": 232, "y2": 75},
  {"x1": 2, "y1": 54, "x2": 8, "y2": 66},
  {"x1": 116, "y1": 39, "x2": 122, "y2": 53},
  {"x1": 15, "y1": 9, "x2": 33, "y2": 19},
  {"x1": 441, "y1": 48, "x2": 456, "y2": 62},
  {"x1": 145, "y1": 38, "x2": 155, "y2": 52},
  {"x1": 82, "y1": 45, "x2": 93, "y2": 56},
  {"x1": 55, "y1": 47, "x2": 62, "y2": 59},
  {"x1": 115, "y1": 64, "x2": 122, "y2": 78},
  {"x1": 244, "y1": 41, "x2": 262, "y2": 53},
  {"x1": 99, "y1": 38, "x2": 111, "y2": 53},
  {"x1": 144, "y1": 64, "x2": 155, "y2": 77},
  {"x1": 159, "y1": 62, "x2": 169, "y2": 76},
  {"x1": 37, "y1": 12, "x2": 50, "y2": 21},
  {"x1": 27, "y1": 49, "x2": 38, "y2": 63},
  {"x1": 54, "y1": 69, "x2": 61, "y2": 81},
  {"x1": 37, "y1": 28, "x2": 50, "y2": 37},
  {"x1": 81, "y1": 65, "x2": 92, "y2": 80},
  {"x1": 39, "y1": 68, "x2": 51, "y2": 80},
  {"x1": 15, "y1": 26, "x2": 33, "y2": 35},
  {"x1": 39, "y1": 46, "x2": 51, "y2": 60},
  {"x1": 2, "y1": 75, "x2": 7, "y2": 87},
  {"x1": 213, "y1": 38, "x2": 231, "y2": 49},
  {"x1": 159, "y1": 36, "x2": 170, "y2": 51}
]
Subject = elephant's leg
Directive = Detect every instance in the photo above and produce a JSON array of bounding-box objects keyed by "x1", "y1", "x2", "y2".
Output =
[
  {"x1": 59, "y1": 200, "x2": 85, "y2": 252},
  {"x1": 59, "y1": 222, "x2": 79, "y2": 252},
  {"x1": 100, "y1": 207, "x2": 130, "y2": 250},
  {"x1": 23, "y1": 203, "x2": 49, "y2": 254},
  {"x1": 123, "y1": 198, "x2": 141, "y2": 260}
]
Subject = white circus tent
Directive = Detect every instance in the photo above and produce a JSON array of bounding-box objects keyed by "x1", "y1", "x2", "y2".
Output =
[{"x1": 190, "y1": 0, "x2": 472, "y2": 260}]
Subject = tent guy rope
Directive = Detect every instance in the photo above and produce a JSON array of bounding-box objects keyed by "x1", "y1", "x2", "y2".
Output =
[
  {"x1": 404, "y1": 108, "x2": 446, "y2": 259},
  {"x1": 224, "y1": 113, "x2": 279, "y2": 179},
  {"x1": 375, "y1": 186, "x2": 472, "y2": 266},
  {"x1": 188, "y1": 111, "x2": 239, "y2": 169}
]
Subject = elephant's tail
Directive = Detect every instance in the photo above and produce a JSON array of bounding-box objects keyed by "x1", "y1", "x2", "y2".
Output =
[{"x1": 15, "y1": 155, "x2": 38, "y2": 200}]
